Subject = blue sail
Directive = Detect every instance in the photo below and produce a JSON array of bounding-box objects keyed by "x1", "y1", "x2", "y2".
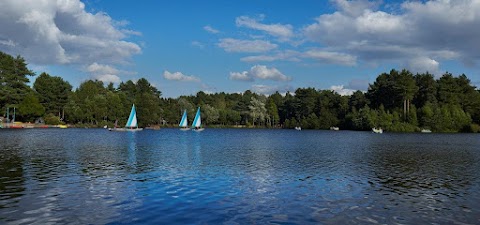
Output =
[
  {"x1": 191, "y1": 107, "x2": 201, "y2": 128},
  {"x1": 125, "y1": 104, "x2": 138, "y2": 128}
]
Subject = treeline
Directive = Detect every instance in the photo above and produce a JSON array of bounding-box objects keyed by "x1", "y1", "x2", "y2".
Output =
[{"x1": 1, "y1": 51, "x2": 480, "y2": 132}]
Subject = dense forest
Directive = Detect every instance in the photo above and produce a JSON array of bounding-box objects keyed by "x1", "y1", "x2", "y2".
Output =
[{"x1": 1, "y1": 51, "x2": 480, "y2": 132}]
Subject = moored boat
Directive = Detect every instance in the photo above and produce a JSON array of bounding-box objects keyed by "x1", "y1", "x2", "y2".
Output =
[{"x1": 372, "y1": 127, "x2": 383, "y2": 133}]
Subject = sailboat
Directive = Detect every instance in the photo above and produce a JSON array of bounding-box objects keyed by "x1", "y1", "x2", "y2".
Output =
[
  {"x1": 179, "y1": 110, "x2": 190, "y2": 131},
  {"x1": 191, "y1": 107, "x2": 204, "y2": 132},
  {"x1": 372, "y1": 127, "x2": 383, "y2": 134},
  {"x1": 110, "y1": 104, "x2": 143, "y2": 131}
]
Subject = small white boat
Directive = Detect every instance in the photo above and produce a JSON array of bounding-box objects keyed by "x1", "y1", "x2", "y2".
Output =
[
  {"x1": 421, "y1": 129, "x2": 432, "y2": 133},
  {"x1": 330, "y1": 126, "x2": 339, "y2": 131},
  {"x1": 110, "y1": 104, "x2": 143, "y2": 131},
  {"x1": 179, "y1": 110, "x2": 190, "y2": 131},
  {"x1": 372, "y1": 127, "x2": 383, "y2": 134},
  {"x1": 295, "y1": 126, "x2": 301, "y2": 131},
  {"x1": 191, "y1": 107, "x2": 204, "y2": 132}
]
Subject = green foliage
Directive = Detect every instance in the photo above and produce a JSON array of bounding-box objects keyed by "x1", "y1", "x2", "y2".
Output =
[
  {"x1": 33, "y1": 72, "x2": 72, "y2": 115},
  {"x1": 467, "y1": 124, "x2": 480, "y2": 133},
  {"x1": 17, "y1": 93, "x2": 45, "y2": 122},
  {"x1": 203, "y1": 104, "x2": 219, "y2": 125},
  {"x1": 0, "y1": 52, "x2": 35, "y2": 111},
  {"x1": 2, "y1": 51, "x2": 480, "y2": 132},
  {"x1": 44, "y1": 113, "x2": 63, "y2": 125},
  {"x1": 413, "y1": 72, "x2": 437, "y2": 108},
  {"x1": 249, "y1": 96, "x2": 267, "y2": 126},
  {"x1": 266, "y1": 97, "x2": 279, "y2": 127}
]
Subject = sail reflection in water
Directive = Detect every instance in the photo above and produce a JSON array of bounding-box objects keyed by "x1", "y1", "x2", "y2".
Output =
[{"x1": 1, "y1": 129, "x2": 480, "y2": 224}]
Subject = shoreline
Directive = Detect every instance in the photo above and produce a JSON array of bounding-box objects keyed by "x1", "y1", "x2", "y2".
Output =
[{"x1": 2, "y1": 123, "x2": 476, "y2": 133}]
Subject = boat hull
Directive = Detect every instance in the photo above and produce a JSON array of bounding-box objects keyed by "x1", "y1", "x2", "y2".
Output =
[
  {"x1": 180, "y1": 127, "x2": 191, "y2": 131},
  {"x1": 109, "y1": 128, "x2": 143, "y2": 132},
  {"x1": 192, "y1": 128, "x2": 205, "y2": 132}
]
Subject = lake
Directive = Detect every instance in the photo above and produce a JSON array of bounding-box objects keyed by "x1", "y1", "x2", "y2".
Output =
[{"x1": 1, "y1": 128, "x2": 479, "y2": 224}]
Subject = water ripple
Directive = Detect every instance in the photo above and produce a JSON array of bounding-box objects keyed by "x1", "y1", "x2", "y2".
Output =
[{"x1": 0, "y1": 129, "x2": 479, "y2": 224}]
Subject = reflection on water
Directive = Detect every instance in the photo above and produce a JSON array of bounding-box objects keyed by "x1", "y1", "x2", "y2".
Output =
[{"x1": 0, "y1": 129, "x2": 479, "y2": 224}]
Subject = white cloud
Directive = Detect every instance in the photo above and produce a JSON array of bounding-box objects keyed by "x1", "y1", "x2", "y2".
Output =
[
  {"x1": 241, "y1": 50, "x2": 300, "y2": 62},
  {"x1": 332, "y1": 0, "x2": 381, "y2": 17},
  {"x1": 204, "y1": 25, "x2": 220, "y2": 34},
  {"x1": 405, "y1": 57, "x2": 440, "y2": 75},
  {"x1": 0, "y1": 0, "x2": 141, "y2": 65},
  {"x1": 303, "y1": 50, "x2": 357, "y2": 66},
  {"x1": 236, "y1": 15, "x2": 294, "y2": 41},
  {"x1": 218, "y1": 38, "x2": 277, "y2": 53},
  {"x1": 229, "y1": 71, "x2": 254, "y2": 82},
  {"x1": 163, "y1": 70, "x2": 200, "y2": 82},
  {"x1": 303, "y1": 0, "x2": 480, "y2": 68},
  {"x1": 121, "y1": 29, "x2": 142, "y2": 36},
  {"x1": 85, "y1": 63, "x2": 136, "y2": 84},
  {"x1": 251, "y1": 84, "x2": 295, "y2": 95},
  {"x1": 250, "y1": 65, "x2": 291, "y2": 81},
  {"x1": 230, "y1": 65, "x2": 291, "y2": 82},
  {"x1": 191, "y1": 41, "x2": 205, "y2": 49},
  {"x1": 87, "y1": 63, "x2": 119, "y2": 75},
  {"x1": 330, "y1": 85, "x2": 355, "y2": 96},
  {"x1": 95, "y1": 74, "x2": 121, "y2": 84},
  {"x1": 0, "y1": 39, "x2": 16, "y2": 47}
]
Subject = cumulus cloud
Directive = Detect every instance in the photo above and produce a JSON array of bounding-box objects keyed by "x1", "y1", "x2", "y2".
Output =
[
  {"x1": 204, "y1": 25, "x2": 220, "y2": 34},
  {"x1": 85, "y1": 62, "x2": 136, "y2": 83},
  {"x1": 218, "y1": 38, "x2": 277, "y2": 53},
  {"x1": 303, "y1": 49, "x2": 357, "y2": 66},
  {"x1": 405, "y1": 57, "x2": 440, "y2": 75},
  {"x1": 230, "y1": 65, "x2": 291, "y2": 82},
  {"x1": 331, "y1": 0, "x2": 381, "y2": 17},
  {"x1": 251, "y1": 84, "x2": 295, "y2": 95},
  {"x1": 87, "y1": 63, "x2": 119, "y2": 75},
  {"x1": 236, "y1": 15, "x2": 294, "y2": 41},
  {"x1": 0, "y1": 0, "x2": 141, "y2": 65},
  {"x1": 303, "y1": 0, "x2": 480, "y2": 68},
  {"x1": 241, "y1": 50, "x2": 301, "y2": 62},
  {"x1": 163, "y1": 70, "x2": 200, "y2": 82},
  {"x1": 95, "y1": 74, "x2": 121, "y2": 84},
  {"x1": 229, "y1": 71, "x2": 254, "y2": 82},
  {"x1": 330, "y1": 85, "x2": 355, "y2": 96}
]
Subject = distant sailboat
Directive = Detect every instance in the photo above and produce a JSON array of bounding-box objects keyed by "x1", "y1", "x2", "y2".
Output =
[
  {"x1": 179, "y1": 110, "x2": 190, "y2": 131},
  {"x1": 191, "y1": 107, "x2": 204, "y2": 132},
  {"x1": 372, "y1": 127, "x2": 383, "y2": 134},
  {"x1": 330, "y1": 126, "x2": 339, "y2": 131},
  {"x1": 110, "y1": 104, "x2": 143, "y2": 131}
]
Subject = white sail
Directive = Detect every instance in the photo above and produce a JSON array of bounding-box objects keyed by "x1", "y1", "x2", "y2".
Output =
[
  {"x1": 192, "y1": 107, "x2": 201, "y2": 128},
  {"x1": 179, "y1": 110, "x2": 188, "y2": 127},
  {"x1": 125, "y1": 104, "x2": 138, "y2": 128}
]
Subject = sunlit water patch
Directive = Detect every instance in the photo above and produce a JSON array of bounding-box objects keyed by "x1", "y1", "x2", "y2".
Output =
[{"x1": 1, "y1": 129, "x2": 479, "y2": 224}]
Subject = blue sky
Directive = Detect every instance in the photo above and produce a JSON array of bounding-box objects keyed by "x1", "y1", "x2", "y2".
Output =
[{"x1": 1, "y1": 0, "x2": 480, "y2": 97}]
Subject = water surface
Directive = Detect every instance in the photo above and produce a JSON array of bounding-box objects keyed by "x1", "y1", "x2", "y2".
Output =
[{"x1": 1, "y1": 128, "x2": 479, "y2": 224}]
